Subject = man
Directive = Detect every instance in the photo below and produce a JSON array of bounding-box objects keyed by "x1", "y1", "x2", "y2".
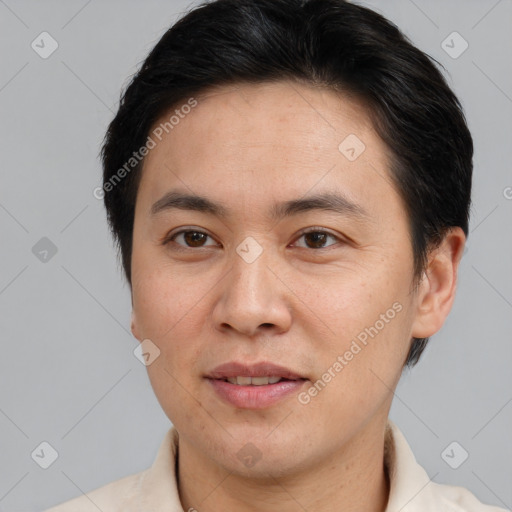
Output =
[{"x1": 46, "y1": 0, "x2": 506, "y2": 510}]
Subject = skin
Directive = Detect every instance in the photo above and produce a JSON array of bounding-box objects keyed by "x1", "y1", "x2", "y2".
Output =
[{"x1": 130, "y1": 81, "x2": 465, "y2": 512}]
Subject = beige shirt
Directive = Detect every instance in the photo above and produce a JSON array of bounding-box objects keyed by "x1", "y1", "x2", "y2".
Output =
[{"x1": 45, "y1": 421, "x2": 506, "y2": 512}]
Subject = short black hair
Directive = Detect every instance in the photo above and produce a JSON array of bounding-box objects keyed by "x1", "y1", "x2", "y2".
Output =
[{"x1": 100, "y1": 0, "x2": 473, "y2": 367}]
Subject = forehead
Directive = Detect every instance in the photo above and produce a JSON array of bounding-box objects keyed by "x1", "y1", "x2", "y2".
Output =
[{"x1": 138, "y1": 81, "x2": 398, "y2": 218}]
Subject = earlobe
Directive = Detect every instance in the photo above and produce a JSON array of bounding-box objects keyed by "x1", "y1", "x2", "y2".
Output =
[
  {"x1": 411, "y1": 227, "x2": 466, "y2": 339},
  {"x1": 131, "y1": 310, "x2": 141, "y2": 341}
]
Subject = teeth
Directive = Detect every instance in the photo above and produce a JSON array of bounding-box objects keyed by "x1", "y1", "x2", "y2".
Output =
[
  {"x1": 225, "y1": 376, "x2": 283, "y2": 385},
  {"x1": 251, "y1": 376, "x2": 272, "y2": 386}
]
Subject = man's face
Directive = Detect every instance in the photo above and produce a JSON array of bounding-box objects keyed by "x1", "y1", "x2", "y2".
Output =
[{"x1": 131, "y1": 81, "x2": 421, "y2": 476}]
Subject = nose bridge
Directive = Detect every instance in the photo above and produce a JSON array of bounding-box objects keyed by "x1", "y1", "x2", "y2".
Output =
[
  {"x1": 212, "y1": 239, "x2": 291, "y2": 335},
  {"x1": 229, "y1": 239, "x2": 274, "y2": 306}
]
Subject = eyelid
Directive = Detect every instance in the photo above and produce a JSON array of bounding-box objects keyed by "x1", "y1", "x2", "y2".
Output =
[
  {"x1": 161, "y1": 227, "x2": 220, "y2": 247},
  {"x1": 162, "y1": 226, "x2": 348, "y2": 249},
  {"x1": 291, "y1": 226, "x2": 345, "y2": 248}
]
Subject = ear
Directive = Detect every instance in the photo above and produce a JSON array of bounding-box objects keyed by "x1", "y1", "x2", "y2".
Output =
[
  {"x1": 411, "y1": 227, "x2": 466, "y2": 339},
  {"x1": 131, "y1": 310, "x2": 142, "y2": 342}
]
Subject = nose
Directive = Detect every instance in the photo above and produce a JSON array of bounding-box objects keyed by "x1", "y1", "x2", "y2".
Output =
[{"x1": 211, "y1": 244, "x2": 293, "y2": 338}]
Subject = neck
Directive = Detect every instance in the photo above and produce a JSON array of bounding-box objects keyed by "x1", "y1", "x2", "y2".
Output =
[{"x1": 177, "y1": 418, "x2": 390, "y2": 512}]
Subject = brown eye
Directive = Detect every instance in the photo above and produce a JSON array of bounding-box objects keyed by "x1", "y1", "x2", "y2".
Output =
[
  {"x1": 304, "y1": 232, "x2": 328, "y2": 248},
  {"x1": 294, "y1": 229, "x2": 339, "y2": 249},
  {"x1": 169, "y1": 230, "x2": 218, "y2": 248}
]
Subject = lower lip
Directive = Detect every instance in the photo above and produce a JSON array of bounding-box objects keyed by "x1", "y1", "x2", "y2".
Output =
[{"x1": 207, "y1": 378, "x2": 307, "y2": 409}]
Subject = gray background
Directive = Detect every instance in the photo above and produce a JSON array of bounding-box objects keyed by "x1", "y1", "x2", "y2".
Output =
[{"x1": 0, "y1": 0, "x2": 510, "y2": 510}]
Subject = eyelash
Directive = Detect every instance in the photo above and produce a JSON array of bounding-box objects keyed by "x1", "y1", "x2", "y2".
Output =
[{"x1": 163, "y1": 227, "x2": 343, "y2": 251}]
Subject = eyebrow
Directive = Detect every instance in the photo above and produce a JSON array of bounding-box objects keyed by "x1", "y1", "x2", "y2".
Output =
[{"x1": 150, "y1": 190, "x2": 369, "y2": 221}]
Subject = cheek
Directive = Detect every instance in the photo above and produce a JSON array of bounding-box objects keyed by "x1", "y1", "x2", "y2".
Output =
[
  {"x1": 139, "y1": 284, "x2": 209, "y2": 428},
  {"x1": 293, "y1": 263, "x2": 413, "y2": 398},
  {"x1": 293, "y1": 260, "x2": 410, "y2": 340},
  {"x1": 131, "y1": 259, "x2": 213, "y2": 341},
  {"x1": 298, "y1": 307, "x2": 411, "y2": 439},
  {"x1": 132, "y1": 261, "x2": 213, "y2": 377}
]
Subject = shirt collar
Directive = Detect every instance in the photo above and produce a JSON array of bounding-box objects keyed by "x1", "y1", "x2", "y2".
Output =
[
  {"x1": 384, "y1": 420, "x2": 441, "y2": 511},
  {"x1": 131, "y1": 420, "x2": 441, "y2": 512}
]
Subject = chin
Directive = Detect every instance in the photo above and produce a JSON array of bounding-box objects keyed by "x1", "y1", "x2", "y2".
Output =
[
  {"x1": 223, "y1": 448, "x2": 309, "y2": 481},
  {"x1": 211, "y1": 426, "x2": 311, "y2": 477}
]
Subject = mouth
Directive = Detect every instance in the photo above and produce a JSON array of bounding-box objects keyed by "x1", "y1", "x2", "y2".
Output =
[
  {"x1": 205, "y1": 361, "x2": 308, "y2": 409},
  {"x1": 207, "y1": 361, "x2": 306, "y2": 381},
  {"x1": 219, "y1": 376, "x2": 301, "y2": 386}
]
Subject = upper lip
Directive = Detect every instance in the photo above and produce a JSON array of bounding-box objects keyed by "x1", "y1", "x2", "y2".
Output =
[{"x1": 207, "y1": 361, "x2": 305, "y2": 380}]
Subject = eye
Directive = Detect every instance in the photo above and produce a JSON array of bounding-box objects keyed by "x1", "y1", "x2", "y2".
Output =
[
  {"x1": 164, "y1": 227, "x2": 343, "y2": 250},
  {"x1": 165, "y1": 229, "x2": 219, "y2": 248},
  {"x1": 293, "y1": 228, "x2": 341, "y2": 249}
]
